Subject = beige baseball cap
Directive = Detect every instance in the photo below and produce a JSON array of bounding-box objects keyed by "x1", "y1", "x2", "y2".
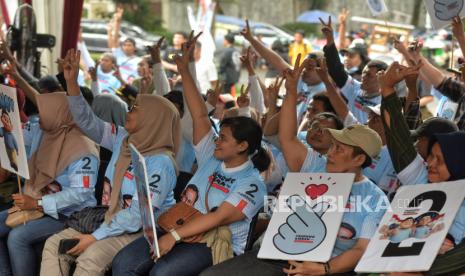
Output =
[{"x1": 327, "y1": 124, "x2": 382, "y2": 158}]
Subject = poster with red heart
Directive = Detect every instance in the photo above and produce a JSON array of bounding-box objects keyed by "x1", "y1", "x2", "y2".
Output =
[{"x1": 258, "y1": 173, "x2": 354, "y2": 262}]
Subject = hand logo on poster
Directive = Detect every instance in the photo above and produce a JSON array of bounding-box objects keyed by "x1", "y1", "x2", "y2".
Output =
[
  {"x1": 273, "y1": 195, "x2": 330, "y2": 255},
  {"x1": 0, "y1": 94, "x2": 14, "y2": 113},
  {"x1": 434, "y1": 0, "x2": 464, "y2": 21}
]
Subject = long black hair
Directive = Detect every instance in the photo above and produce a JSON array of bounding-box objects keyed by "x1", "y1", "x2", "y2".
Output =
[{"x1": 221, "y1": 116, "x2": 271, "y2": 172}]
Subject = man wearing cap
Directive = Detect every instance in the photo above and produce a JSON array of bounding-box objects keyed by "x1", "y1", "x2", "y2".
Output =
[
  {"x1": 340, "y1": 41, "x2": 370, "y2": 81},
  {"x1": 200, "y1": 66, "x2": 388, "y2": 275},
  {"x1": 219, "y1": 33, "x2": 241, "y2": 95},
  {"x1": 320, "y1": 17, "x2": 385, "y2": 124},
  {"x1": 410, "y1": 117, "x2": 459, "y2": 160},
  {"x1": 107, "y1": 8, "x2": 141, "y2": 83}
]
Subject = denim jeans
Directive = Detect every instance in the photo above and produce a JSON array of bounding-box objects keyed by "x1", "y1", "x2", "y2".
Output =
[
  {"x1": 0, "y1": 209, "x2": 65, "y2": 276},
  {"x1": 112, "y1": 236, "x2": 212, "y2": 276},
  {"x1": 199, "y1": 249, "x2": 287, "y2": 276}
]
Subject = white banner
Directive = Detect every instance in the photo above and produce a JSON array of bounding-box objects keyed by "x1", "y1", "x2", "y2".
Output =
[
  {"x1": 258, "y1": 173, "x2": 354, "y2": 262},
  {"x1": 356, "y1": 180, "x2": 465, "y2": 273},
  {"x1": 0, "y1": 85, "x2": 28, "y2": 179},
  {"x1": 424, "y1": 0, "x2": 465, "y2": 29},
  {"x1": 129, "y1": 143, "x2": 160, "y2": 258}
]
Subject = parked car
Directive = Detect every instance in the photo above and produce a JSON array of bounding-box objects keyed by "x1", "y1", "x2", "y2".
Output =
[
  {"x1": 214, "y1": 15, "x2": 294, "y2": 48},
  {"x1": 80, "y1": 19, "x2": 161, "y2": 54}
]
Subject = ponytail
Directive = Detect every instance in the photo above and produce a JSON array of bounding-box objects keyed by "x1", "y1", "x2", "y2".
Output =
[{"x1": 251, "y1": 147, "x2": 271, "y2": 173}]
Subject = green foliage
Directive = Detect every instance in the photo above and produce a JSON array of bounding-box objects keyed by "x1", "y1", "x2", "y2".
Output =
[{"x1": 281, "y1": 22, "x2": 319, "y2": 37}]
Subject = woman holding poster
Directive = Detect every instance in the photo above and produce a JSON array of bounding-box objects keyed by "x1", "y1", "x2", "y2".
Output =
[
  {"x1": 40, "y1": 49, "x2": 180, "y2": 276},
  {"x1": 379, "y1": 47, "x2": 465, "y2": 275},
  {"x1": 112, "y1": 32, "x2": 270, "y2": 276},
  {"x1": 0, "y1": 59, "x2": 100, "y2": 276}
]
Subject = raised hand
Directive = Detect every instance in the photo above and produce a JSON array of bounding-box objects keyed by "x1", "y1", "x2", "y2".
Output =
[
  {"x1": 240, "y1": 47, "x2": 256, "y2": 75},
  {"x1": 452, "y1": 16, "x2": 465, "y2": 40},
  {"x1": 63, "y1": 49, "x2": 81, "y2": 82},
  {"x1": 88, "y1": 61, "x2": 99, "y2": 82},
  {"x1": 265, "y1": 77, "x2": 284, "y2": 108},
  {"x1": 147, "y1": 36, "x2": 165, "y2": 64},
  {"x1": 407, "y1": 40, "x2": 423, "y2": 64},
  {"x1": 319, "y1": 16, "x2": 334, "y2": 45},
  {"x1": 377, "y1": 62, "x2": 421, "y2": 97},
  {"x1": 314, "y1": 57, "x2": 331, "y2": 83},
  {"x1": 338, "y1": 8, "x2": 350, "y2": 24},
  {"x1": 113, "y1": 7, "x2": 124, "y2": 22},
  {"x1": 283, "y1": 53, "x2": 308, "y2": 93},
  {"x1": 206, "y1": 81, "x2": 223, "y2": 107},
  {"x1": 0, "y1": 38, "x2": 15, "y2": 63},
  {"x1": 237, "y1": 84, "x2": 250, "y2": 108},
  {"x1": 240, "y1": 19, "x2": 253, "y2": 41},
  {"x1": 173, "y1": 31, "x2": 202, "y2": 72}
]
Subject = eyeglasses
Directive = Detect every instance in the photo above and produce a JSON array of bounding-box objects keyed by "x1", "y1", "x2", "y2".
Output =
[{"x1": 307, "y1": 120, "x2": 323, "y2": 133}]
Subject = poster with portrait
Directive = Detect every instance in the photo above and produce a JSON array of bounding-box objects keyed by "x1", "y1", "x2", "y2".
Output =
[
  {"x1": 129, "y1": 143, "x2": 160, "y2": 258},
  {"x1": 424, "y1": 0, "x2": 465, "y2": 29},
  {"x1": 355, "y1": 180, "x2": 465, "y2": 273},
  {"x1": 0, "y1": 85, "x2": 29, "y2": 179},
  {"x1": 366, "y1": 0, "x2": 389, "y2": 17},
  {"x1": 258, "y1": 173, "x2": 354, "y2": 262}
]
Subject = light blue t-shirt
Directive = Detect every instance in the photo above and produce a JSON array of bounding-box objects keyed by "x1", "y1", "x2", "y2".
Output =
[
  {"x1": 97, "y1": 67, "x2": 121, "y2": 95},
  {"x1": 187, "y1": 130, "x2": 266, "y2": 255},
  {"x1": 113, "y1": 48, "x2": 141, "y2": 84},
  {"x1": 300, "y1": 148, "x2": 388, "y2": 257},
  {"x1": 340, "y1": 76, "x2": 381, "y2": 124},
  {"x1": 67, "y1": 95, "x2": 177, "y2": 240},
  {"x1": 435, "y1": 94, "x2": 459, "y2": 121},
  {"x1": 22, "y1": 115, "x2": 99, "y2": 219},
  {"x1": 397, "y1": 154, "x2": 465, "y2": 246},
  {"x1": 296, "y1": 81, "x2": 326, "y2": 124},
  {"x1": 176, "y1": 136, "x2": 196, "y2": 173},
  {"x1": 363, "y1": 146, "x2": 399, "y2": 196}
]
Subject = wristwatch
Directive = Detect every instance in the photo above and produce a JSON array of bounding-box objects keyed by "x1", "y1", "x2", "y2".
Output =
[
  {"x1": 37, "y1": 199, "x2": 43, "y2": 208},
  {"x1": 169, "y1": 229, "x2": 181, "y2": 243}
]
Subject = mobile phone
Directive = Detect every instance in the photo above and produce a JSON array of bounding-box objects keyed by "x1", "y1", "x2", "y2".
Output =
[{"x1": 58, "y1": 239, "x2": 79, "y2": 254}]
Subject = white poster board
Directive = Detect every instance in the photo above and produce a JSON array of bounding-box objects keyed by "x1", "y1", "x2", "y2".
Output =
[
  {"x1": 355, "y1": 180, "x2": 465, "y2": 273},
  {"x1": 367, "y1": 0, "x2": 389, "y2": 17},
  {"x1": 424, "y1": 0, "x2": 465, "y2": 29},
  {"x1": 0, "y1": 85, "x2": 29, "y2": 179},
  {"x1": 258, "y1": 173, "x2": 354, "y2": 262},
  {"x1": 129, "y1": 143, "x2": 160, "y2": 258}
]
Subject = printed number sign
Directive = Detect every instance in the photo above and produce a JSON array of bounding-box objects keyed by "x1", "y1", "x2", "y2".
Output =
[
  {"x1": 424, "y1": 0, "x2": 465, "y2": 29},
  {"x1": 129, "y1": 143, "x2": 160, "y2": 258},
  {"x1": 0, "y1": 85, "x2": 29, "y2": 178},
  {"x1": 355, "y1": 180, "x2": 465, "y2": 273},
  {"x1": 258, "y1": 173, "x2": 354, "y2": 262}
]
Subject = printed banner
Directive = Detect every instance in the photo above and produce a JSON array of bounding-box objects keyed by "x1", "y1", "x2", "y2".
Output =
[
  {"x1": 424, "y1": 0, "x2": 465, "y2": 29},
  {"x1": 258, "y1": 173, "x2": 354, "y2": 262},
  {"x1": 129, "y1": 143, "x2": 160, "y2": 258},
  {"x1": 367, "y1": 0, "x2": 389, "y2": 16},
  {"x1": 0, "y1": 85, "x2": 28, "y2": 178},
  {"x1": 355, "y1": 180, "x2": 465, "y2": 273}
]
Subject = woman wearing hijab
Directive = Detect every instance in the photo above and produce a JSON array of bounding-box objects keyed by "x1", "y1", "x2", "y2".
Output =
[
  {"x1": 40, "y1": 49, "x2": 180, "y2": 276},
  {"x1": 111, "y1": 32, "x2": 270, "y2": 276},
  {"x1": 0, "y1": 91, "x2": 99, "y2": 276},
  {"x1": 378, "y1": 62, "x2": 465, "y2": 275},
  {"x1": 91, "y1": 93, "x2": 127, "y2": 127}
]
